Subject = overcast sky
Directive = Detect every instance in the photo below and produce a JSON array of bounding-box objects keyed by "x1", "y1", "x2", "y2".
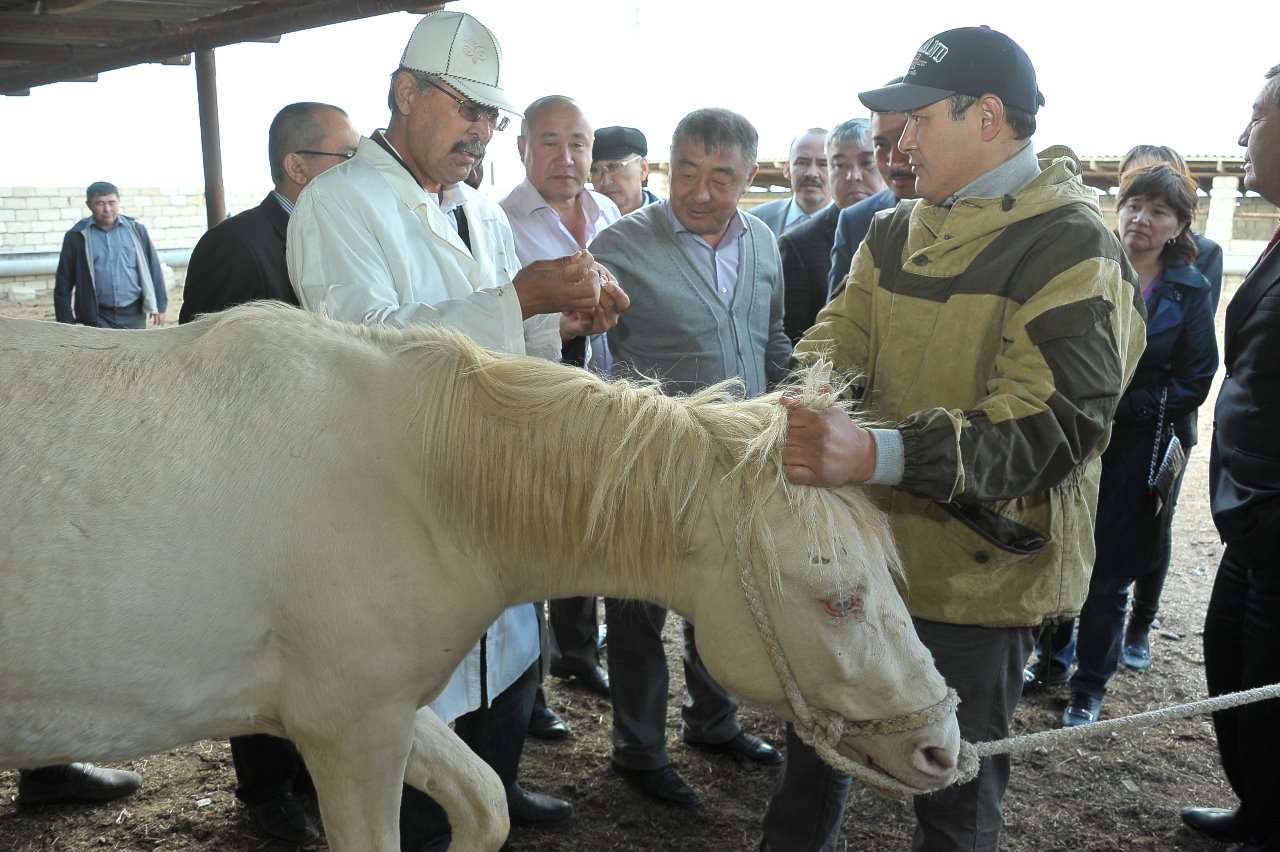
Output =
[{"x1": 0, "y1": 0, "x2": 1265, "y2": 202}]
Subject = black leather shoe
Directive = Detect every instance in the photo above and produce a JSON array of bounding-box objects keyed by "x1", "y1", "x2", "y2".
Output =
[
  {"x1": 250, "y1": 792, "x2": 321, "y2": 846},
  {"x1": 552, "y1": 665, "x2": 610, "y2": 698},
  {"x1": 1062, "y1": 691, "x2": 1103, "y2": 727},
  {"x1": 685, "y1": 731, "x2": 783, "y2": 766},
  {"x1": 17, "y1": 762, "x2": 142, "y2": 804},
  {"x1": 528, "y1": 705, "x2": 572, "y2": 740},
  {"x1": 1121, "y1": 626, "x2": 1152, "y2": 670},
  {"x1": 1181, "y1": 807, "x2": 1249, "y2": 844},
  {"x1": 611, "y1": 761, "x2": 701, "y2": 806},
  {"x1": 1023, "y1": 661, "x2": 1070, "y2": 695},
  {"x1": 507, "y1": 783, "x2": 573, "y2": 827}
]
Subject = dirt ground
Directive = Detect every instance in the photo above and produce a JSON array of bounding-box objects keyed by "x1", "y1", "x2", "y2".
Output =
[{"x1": 0, "y1": 288, "x2": 1240, "y2": 851}]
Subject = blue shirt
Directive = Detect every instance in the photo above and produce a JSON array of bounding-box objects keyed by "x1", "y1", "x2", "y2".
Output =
[
  {"x1": 661, "y1": 201, "x2": 746, "y2": 306},
  {"x1": 88, "y1": 222, "x2": 142, "y2": 308}
]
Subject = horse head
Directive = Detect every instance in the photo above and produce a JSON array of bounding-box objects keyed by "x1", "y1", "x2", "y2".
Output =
[{"x1": 677, "y1": 366, "x2": 961, "y2": 796}]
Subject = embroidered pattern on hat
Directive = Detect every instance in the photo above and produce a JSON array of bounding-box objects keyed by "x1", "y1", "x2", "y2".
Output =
[
  {"x1": 462, "y1": 39, "x2": 487, "y2": 64},
  {"x1": 918, "y1": 38, "x2": 949, "y2": 62}
]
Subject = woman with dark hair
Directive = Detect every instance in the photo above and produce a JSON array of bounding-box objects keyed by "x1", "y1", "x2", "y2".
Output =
[
  {"x1": 1062, "y1": 163, "x2": 1219, "y2": 726},
  {"x1": 1116, "y1": 147, "x2": 1223, "y2": 671}
]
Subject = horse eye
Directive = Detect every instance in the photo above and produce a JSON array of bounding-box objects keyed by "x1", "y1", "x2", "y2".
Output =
[
  {"x1": 823, "y1": 595, "x2": 862, "y2": 618},
  {"x1": 810, "y1": 555, "x2": 832, "y2": 565}
]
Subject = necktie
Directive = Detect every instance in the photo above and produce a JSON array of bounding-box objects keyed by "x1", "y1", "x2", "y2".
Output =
[{"x1": 1262, "y1": 222, "x2": 1280, "y2": 261}]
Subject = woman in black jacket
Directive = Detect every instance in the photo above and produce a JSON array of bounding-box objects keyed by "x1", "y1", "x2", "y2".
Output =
[{"x1": 1063, "y1": 163, "x2": 1220, "y2": 726}]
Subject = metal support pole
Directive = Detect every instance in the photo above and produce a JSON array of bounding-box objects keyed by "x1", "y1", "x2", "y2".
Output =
[{"x1": 195, "y1": 48, "x2": 225, "y2": 229}]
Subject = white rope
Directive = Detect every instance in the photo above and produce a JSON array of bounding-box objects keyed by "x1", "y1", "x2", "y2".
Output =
[
  {"x1": 743, "y1": 374, "x2": 1280, "y2": 795},
  {"x1": 735, "y1": 504, "x2": 1280, "y2": 794},
  {"x1": 736, "y1": 521, "x2": 965, "y2": 797},
  {"x1": 967, "y1": 682, "x2": 1280, "y2": 760}
]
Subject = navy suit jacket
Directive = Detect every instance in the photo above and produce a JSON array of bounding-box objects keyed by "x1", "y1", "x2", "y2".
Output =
[
  {"x1": 778, "y1": 203, "x2": 840, "y2": 344},
  {"x1": 1210, "y1": 241, "x2": 1280, "y2": 564},
  {"x1": 827, "y1": 188, "x2": 899, "y2": 299},
  {"x1": 179, "y1": 193, "x2": 299, "y2": 324},
  {"x1": 1192, "y1": 231, "x2": 1224, "y2": 312}
]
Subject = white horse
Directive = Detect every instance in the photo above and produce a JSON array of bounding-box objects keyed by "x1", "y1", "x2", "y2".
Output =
[{"x1": 0, "y1": 304, "x2": 959, "y2": 851}]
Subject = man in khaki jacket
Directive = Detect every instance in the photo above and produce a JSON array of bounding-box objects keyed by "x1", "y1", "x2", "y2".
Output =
[{"x1": 763, "y1": 25, "x2": 1145, "y2": 852}]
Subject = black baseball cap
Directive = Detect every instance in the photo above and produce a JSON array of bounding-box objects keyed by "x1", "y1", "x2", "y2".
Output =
[
  {"x1": 593, "y1": 126, "x2": 648, "y2": 161},
  {"x1": 859, "y1": 26, "x2": 1045, "y2": 115}
]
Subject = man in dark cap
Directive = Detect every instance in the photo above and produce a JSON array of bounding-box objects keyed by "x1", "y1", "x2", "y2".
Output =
[
  {"x1": 763, "y1": 25, "x2": 1146, "y2": 851},
  {"x1": 590, "y1": 126, "x2": 660, "y2": 215}
]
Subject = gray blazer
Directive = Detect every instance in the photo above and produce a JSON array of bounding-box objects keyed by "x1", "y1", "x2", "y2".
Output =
[
  {"x1": 745, "y1": 197, "x2": 791, "y2": 236},
  {"x1": 590, "y1": 203, "x2": 791, "y2": 398}
]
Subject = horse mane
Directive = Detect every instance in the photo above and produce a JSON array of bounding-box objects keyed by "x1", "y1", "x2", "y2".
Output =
[
  {"x1": 198, "y1": 303, "x2": 901, "y2": 600},
  {"x1": 397, "y1": 324, "x2": 903, "y2": 602}
]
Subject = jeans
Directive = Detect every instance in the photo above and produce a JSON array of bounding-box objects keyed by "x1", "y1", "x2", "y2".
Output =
[{"x1": 1069, "y1": 573, "x2": 1132, "y2": 699}]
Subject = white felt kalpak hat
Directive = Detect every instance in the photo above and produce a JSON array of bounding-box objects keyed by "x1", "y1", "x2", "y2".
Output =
[{"x1": 399, "y1": 10, "x2": 522, "y2": 117}]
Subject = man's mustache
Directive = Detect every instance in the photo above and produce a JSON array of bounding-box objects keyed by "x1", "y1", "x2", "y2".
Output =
[
  {"x1": 887, "y1": 170, "x2": 914, "y2": 181},
  {"x1": 453, "y1": 140, "x2": 487, "y2": 159}
]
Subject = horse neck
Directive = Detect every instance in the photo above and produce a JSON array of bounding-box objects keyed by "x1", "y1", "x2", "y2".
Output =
[
  {"x1": 487, "y1": 484, "x2": 727, "y2": 621},
  {"x1": 410, "y1": 342, "x2": 774, "y2": 621}
]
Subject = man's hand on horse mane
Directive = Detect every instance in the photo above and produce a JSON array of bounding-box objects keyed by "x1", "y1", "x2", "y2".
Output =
[
  {"x1": 780, "y1": 394, "x2": 877, "y2": 487},
  {"x1": 514, "y1": 249, "x2": 602, "y2": 319}
]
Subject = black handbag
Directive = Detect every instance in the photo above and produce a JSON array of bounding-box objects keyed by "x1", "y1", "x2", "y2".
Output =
[{"x1": 1146, "y1": 387, "x2": 1186, "y2": 516}]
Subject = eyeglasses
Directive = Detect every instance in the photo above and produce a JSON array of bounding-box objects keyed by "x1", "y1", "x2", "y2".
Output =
[
  {"x1": 295, "y1": 149, "x2": 356, "y2": 160},
  {"x1": 428, "y1": 81, "x2": 509, "y2": 131},
  {"x1": 589, "y1": 155, "x2": 640, "y2": 180}
]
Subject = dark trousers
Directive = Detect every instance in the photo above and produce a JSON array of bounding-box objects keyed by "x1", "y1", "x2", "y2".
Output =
[
  {"x1": 1203, "y1": 547, "x2": 1280, "y2": 847},
  {"x1": 759, "y1": 619, "x2": 1034, "y2": 852},
  {"x1": 230, "y1": 734, "x2": 308, "y2": 806},
  {"x1": 96, "y1": 299, "x2": 146, "y2": 329},
  {"x1": 758, "y1": 724, "x2": 850, "y2": 852},
  {"x1": 548, "y1": 596, "x2": 601, "y2": 675},
  {"x1": 605, "y1": 597, "x2": 739, "y2": 770},
  {"x1": 399, "y1": 662, "x2": 539, "y2": 852}
]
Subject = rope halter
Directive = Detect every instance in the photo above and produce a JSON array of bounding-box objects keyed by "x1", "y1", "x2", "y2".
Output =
[{"x1": 735, "y1": 533, "x2": 979, "y2": 797}]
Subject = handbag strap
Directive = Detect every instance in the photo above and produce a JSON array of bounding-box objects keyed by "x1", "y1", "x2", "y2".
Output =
[{"x1": 1147, "y1": 387, "x2": 1169, "y2": 488}]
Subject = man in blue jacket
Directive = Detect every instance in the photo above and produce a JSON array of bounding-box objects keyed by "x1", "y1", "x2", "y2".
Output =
[{"x1": 54, "y1": 181, "x2": 167, "y2": 328}]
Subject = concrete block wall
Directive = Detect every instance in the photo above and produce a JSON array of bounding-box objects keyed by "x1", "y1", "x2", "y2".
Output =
[{"x1": 0, "y1": 185, "x2": 265, "y2": 300}]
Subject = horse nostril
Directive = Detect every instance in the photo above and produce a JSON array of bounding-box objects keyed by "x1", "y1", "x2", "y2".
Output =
[{"x1": 919, "y1": 745, "x2": 956, "y2": 775}]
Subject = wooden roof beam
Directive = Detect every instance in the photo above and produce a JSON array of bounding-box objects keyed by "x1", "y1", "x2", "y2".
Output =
[{"x1": 0, "y1": 0, "x2": 435, "y2": 94}]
